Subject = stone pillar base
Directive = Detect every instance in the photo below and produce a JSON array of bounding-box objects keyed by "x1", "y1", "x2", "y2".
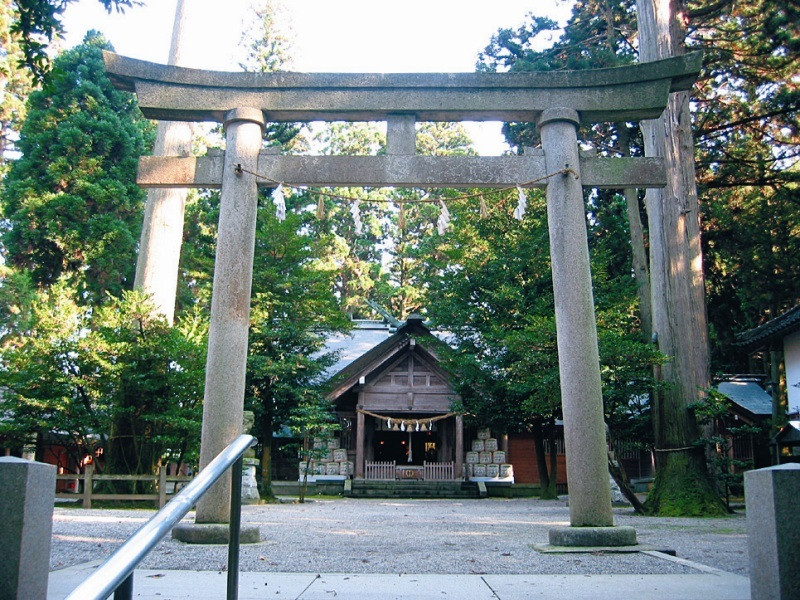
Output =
[
  {"x1": 548, "y1": 526, "x2": 637, "y2": 547},
  {"x1": 172, "y1": 523, "x2": 261, "y2": 545}
]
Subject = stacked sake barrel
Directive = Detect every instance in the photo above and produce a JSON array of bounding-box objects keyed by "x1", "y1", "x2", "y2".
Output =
[
  {"x1": 299, "y1": 437, "x2": 353, "y2": 479},
  {"x1": 464, "y1": 428, "x2": 514, "y2": 480}
]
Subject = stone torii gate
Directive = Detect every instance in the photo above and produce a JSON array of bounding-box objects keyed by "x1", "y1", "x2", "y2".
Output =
[{"x1": 104, "y1": 51, "x2": 701, "y2": 544}]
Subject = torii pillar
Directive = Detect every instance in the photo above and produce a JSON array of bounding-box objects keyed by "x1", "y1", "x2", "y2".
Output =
[
  {"x1": 173, "y1": 108, "x2": 264, "y2": 543},
  {"x1": 539, "y1": 109, "x2": 634, "y2": 545}
]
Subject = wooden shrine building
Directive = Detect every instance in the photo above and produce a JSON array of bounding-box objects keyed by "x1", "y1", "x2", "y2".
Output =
[{"x1": 325, "y1": 315, "x2": 465, "y2": 481}]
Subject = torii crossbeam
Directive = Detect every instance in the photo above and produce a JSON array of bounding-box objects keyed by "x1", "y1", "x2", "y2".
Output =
[{"x1": 103, "y1": 50, "x2": 702, "y2": 545}]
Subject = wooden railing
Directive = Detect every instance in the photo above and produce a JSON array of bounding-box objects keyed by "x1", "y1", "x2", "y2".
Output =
[
  {"x1": 365, "y1": 461, "x2": 396, "y2": 480},
  {"x1": 55, "y1": 464, "x2": 193, "y2": 509},
  {"x1": 424, "y1": 461, "x2": 454, "y2": 481}
]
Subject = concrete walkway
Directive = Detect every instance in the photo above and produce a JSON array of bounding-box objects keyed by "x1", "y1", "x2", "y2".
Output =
[{"x1": 48, "y1": 559, "x2": 750, "y2": 599}]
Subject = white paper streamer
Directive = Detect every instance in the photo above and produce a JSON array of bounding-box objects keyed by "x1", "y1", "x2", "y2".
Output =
[
  {"x1": 514, "y1": 185, "x2": 528, "y2": 221},
  {"x1": 272, "y1": 184, "x2": 286, "y2": 222},
  {"x1": 437, "y1": 200, "x2": 451, "y2": 235},
  {"x1": 350, "y1": 200, "x2": 363, "y2": 235}
]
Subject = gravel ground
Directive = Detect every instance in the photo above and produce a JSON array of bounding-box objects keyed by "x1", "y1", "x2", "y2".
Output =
[{"x1": 50, "y1": 497, "x2": 749, "y2": 576}]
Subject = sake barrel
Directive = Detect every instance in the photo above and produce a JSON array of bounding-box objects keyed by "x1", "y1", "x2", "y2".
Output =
[
  {"x1": 339, "y1": 461, "x2": 351, "y2": 475},
  {"x1": 299, "y1": 461, "x2": 308, "y2": 474},
  {"x1": 465, "y1": 463, "x2": 474, "y2": 478},
  {"x1": 492, "y1": 451, "x2": 506, "y2": 464},
  {"x1": 479, "y1": 451, "x2": 493, "y2": 464},
  {"x1": 314, "y1": 463, "x2": 326, "y2": 475},
  {"x1": 327, "y1": 438, "x2": 339, "y2": 449},
  {"x1": 484, "y1": 438, "x2": 498, "y2": 451},
  {"x1": 466, "y1": 451, "x2": 479, "y2": 464},
  {"x1": 313, "y1": 437, "x2": 326, "y2": 449},
  {"x1": 473, "y1": 464, "x2": 487, "y2": 477},
  {"x1": 333, "y1": 448, "x2": 348, "y2": 462},
  {"x1": 477, "y1": 428, "x2": 491, "y2": 440},
  {"x1": 486, "y1": 464, "x2": 500, "y2": 478},
  {"x1": 499, "y1": 464, "x2": 514, "y2": 478},
  {"x1": 326, "y1": 462, "x2": 340, "y2": 475},
  {"x1": 472, "y1": 439, "x2": 485, "y2": 452}
]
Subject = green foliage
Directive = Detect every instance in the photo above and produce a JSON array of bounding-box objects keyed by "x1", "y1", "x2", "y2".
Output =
[
  {"x1": 689, "y1": 390, "x2": 764, "y2": 509},
  {"x1": 692, "y1": 0, "x2": 800, "y2": 370},
  {"x1": 246, "y1": 194, "x2": 350, "y2": 483},
  {"x1": 421, "y1": 188, "x2": 659, "y2": 442},
  {"x1": 0, "y1": 286, "x2": 206, "y2": 474},
  {"x1": 1, "y1": 0, "x2": 36, "y2": 173},
  {"x1": 1, "y1": 32, "x2": 153, "y2": 302},
  {"x1": 10, "y1": 0, "x2": 140, "y2": 80}
]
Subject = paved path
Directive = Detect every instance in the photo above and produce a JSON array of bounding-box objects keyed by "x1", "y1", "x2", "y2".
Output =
[
  {"x1": 49, "y1": 562, "x2": 750, "y2": 599},
  {"x1": 47, "y1": 497, "x2": 752, "y2": 599}
]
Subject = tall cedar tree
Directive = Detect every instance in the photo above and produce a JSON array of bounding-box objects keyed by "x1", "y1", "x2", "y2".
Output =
[{"x1": 1, "y1": 31, "x2": 152, "y2": 303}]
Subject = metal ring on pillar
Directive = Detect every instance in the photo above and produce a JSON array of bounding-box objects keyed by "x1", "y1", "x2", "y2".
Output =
[
  {"x1": 537, "y1": 107, "x2": 580, "y2": 129},
  {"x1": 223, "y1": 107, "x2": 266, "y2": 133}
]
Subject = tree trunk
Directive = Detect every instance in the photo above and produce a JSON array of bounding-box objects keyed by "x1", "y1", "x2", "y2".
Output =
[
  {"x1": 607, "y1": 446, "x2": 646, "y2": 514},
  {"x1": 133, "y1": 0, "x2": 193, "y2": 324},
  {"x1": 531, "y1": 419, "x2": 557, "y2": 499},
  {"x1": 260, "y1": 438, "x2": 274, "y2": 499},
  {"x1": 617, "y1": 125, "x2": 653, "y2": 338},
  {"x1": 546, "y1": 418, "x2": 559, "y2": 497},
  {"x1": 636, "y1": 0, "x2": 725, "y2": 515}
]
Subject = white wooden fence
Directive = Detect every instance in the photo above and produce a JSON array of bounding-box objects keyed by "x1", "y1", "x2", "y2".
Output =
[
  {"x1": 364, "y1": 461, "x2": 455, "y2": 480},
  {"x1": 365, "y1": 461, "x2": 396, "y2": 480},
  {"x1": 424, "y1": 461, "x2": 454, "y2": 481}
]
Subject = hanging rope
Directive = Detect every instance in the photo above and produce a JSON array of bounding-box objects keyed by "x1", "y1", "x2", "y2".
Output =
[{"x1": 234, "y1": 164, "x2": 578, "y2": 207}]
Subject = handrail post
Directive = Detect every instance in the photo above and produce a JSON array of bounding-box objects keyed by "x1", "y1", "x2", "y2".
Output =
[
  {"x1": 226, "y1": 455, "x2": 244, "y2": 600},
  {"x1": 113, "y1": 574, "x2": 133, "y2": 600}
]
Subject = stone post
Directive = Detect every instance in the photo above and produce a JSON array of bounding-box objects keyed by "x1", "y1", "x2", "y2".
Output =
[
  {"x1": 195, "y1": 107, "x2": 264, "y2": 525},
  {"x1": 538, "y1": 108, "x2": 619, "y2": 537},
  {"x1": 0, "y1": 457, "x2": 56, "y2": 600},
  {"x1": 745, "y1": 464, "x2": 800, "y2": 600}
]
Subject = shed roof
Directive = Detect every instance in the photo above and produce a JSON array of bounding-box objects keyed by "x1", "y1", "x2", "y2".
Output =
[
  {"x1": 775, "y1": 421, "x2": 800, "y2": 444},
  {"x1": 717, "y1": 380, "x2": 773, "y2": 417}
]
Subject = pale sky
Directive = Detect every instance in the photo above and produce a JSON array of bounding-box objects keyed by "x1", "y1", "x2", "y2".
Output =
[{"x1": 61, "y1": 0, "x2": 573, "y2": 153}]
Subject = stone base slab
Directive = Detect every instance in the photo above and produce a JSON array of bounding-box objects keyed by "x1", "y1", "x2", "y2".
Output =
[
  {"x1": 548, "y1": 525, "x2": 637, "y2": 547},
  {"x1": 533, "y1": 543, "x2": 674, "y2": 555},
  {"x1": 172, "y1": 523, "x2": 260, "y2": 545}
]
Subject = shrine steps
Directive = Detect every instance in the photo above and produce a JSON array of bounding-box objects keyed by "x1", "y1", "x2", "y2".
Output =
[{"x1": 348, "y1": 480, "x2": 482, "y2": 499}]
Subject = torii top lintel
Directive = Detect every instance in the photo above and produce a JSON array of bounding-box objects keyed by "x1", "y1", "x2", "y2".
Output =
[{"x1": 103, "y1": 51, "x2": 702, "y2": 125}]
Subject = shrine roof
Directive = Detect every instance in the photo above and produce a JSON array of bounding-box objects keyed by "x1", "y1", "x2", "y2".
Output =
[{"x1": 734, "y1": 304, "x2": 800, "y2": 351}]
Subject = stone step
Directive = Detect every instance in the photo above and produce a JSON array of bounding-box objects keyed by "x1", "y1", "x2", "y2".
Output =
[{"x1": 348, "y1": 480, "x2": 481, "y2": 499}]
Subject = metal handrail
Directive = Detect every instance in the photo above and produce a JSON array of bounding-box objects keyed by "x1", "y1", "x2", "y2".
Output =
[{"x1": 64, "y1": 434, "x2": 257, "y2": 600}]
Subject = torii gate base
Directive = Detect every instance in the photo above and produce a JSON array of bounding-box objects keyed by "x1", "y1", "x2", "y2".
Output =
[{"x1": 104, "y1": 51, "x2": 702, "y2": 546}]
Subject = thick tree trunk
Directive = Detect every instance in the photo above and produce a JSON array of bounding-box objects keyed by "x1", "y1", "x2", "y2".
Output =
[
  {"x1": 133, "y1": 0, "x2": 193, "y2": 324},
  {"x1": 636, "y1": 0, "x2": 725, "y2": 515}
]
